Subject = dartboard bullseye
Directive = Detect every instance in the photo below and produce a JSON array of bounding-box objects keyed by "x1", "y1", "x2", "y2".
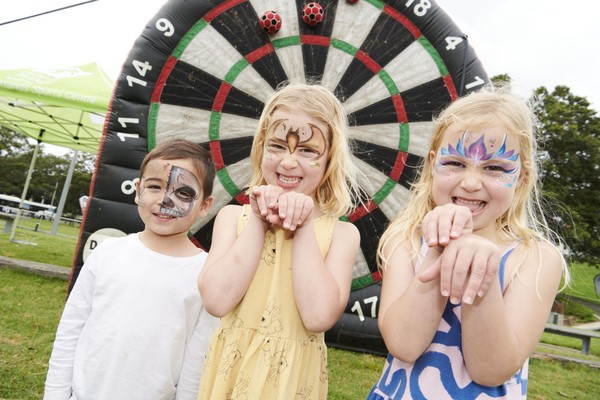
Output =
[{"x1": 72, "y1": 0, "x2": 489, "y2": 354}]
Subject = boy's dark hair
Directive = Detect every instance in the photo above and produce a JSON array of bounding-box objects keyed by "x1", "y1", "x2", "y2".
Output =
[{"x1": 139, "y1": 139, "x2": 216, "y2": 198}]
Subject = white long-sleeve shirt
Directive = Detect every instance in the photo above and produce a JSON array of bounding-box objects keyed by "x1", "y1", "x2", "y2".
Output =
[{"x1": 44, "y1": 233, "x2": 218, "y2": 400}]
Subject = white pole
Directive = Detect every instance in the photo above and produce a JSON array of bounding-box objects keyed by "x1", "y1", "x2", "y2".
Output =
[
  {"x1": 52, "y1": 150, "x2": 78, "y2": 235},
  {"x1": 10, "y1": 139, "x2": 41, "y2": 241},
  {"x1": 50, "y1": 181, "x2": 58, "y2": 206}
]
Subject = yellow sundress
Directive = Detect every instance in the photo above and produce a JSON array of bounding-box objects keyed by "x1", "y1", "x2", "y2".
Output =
[{"x1": 198, "y1": 204, "x2": 336, "y2": 399}]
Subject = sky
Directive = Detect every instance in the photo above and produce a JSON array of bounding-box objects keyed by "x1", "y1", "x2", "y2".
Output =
[{"x1": 2, "y1": 0, "x2": 599, "y2": 154}]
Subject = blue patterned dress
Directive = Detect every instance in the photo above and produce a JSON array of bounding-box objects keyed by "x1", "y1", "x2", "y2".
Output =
[{"x1": 367, "y1": 242, "x2": 528, "y2": 400}]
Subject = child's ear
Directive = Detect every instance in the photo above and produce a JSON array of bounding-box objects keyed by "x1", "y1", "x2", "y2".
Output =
[
  {"x1": 517, "y1": 168, "x2": 528, "y2": 188},
  {"x1": 429, "y1": 150, "x2": 436, "y2": 161},
  {"x1": 197, "y1": 195, "x2": 214, "y2": 218},
  {"x1": 134, "y1": 180, "x2": 141, "y2": 205},
  {"x1": 429, "y1": 150, "x2": 436, "y2": 173}
]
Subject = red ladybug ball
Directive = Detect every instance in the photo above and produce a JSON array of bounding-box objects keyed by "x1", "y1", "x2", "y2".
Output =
[
  {"x1": 302, "y1": 3, "x2": 324, "y2": 27},
  {"x1": 260, "y1": 11, "x2": 282, "y2": 34}
]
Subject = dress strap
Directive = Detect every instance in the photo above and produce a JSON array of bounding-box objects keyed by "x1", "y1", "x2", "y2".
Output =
[
  {"x1": 498, "y1": 243, "x2": 519, "y2": 292},
  {"x1": 414, "y1": 237, "x2": 429, "y2": 273},
  {"x1": 237, "y1": 204, "x2": 252, "y2": 235}
]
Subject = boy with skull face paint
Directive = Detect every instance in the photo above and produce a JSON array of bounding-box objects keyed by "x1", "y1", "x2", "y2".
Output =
[{"x1": 44, "y1": 139, "x2": 219, "y2": 400}]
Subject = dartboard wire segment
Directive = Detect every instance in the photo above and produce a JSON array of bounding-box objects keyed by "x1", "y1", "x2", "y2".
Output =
[{"x1": 74, "y1": 1, "x2": 489, "y2": 350}]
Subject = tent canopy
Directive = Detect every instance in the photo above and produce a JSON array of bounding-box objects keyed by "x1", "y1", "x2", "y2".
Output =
[{"x1": 0, "y1": 63, "x2": 113, "y2": 154}]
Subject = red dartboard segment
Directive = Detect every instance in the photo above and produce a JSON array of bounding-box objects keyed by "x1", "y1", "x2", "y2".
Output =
[
  {"x1": 383, "y1": 4, "x2": 421, "y2": 39},
  {"x1": 213, "y1": 82, "x2": 232, "y2": 113},
  {"x1": 389, "y1": 151, "x2": 408, "y2": 182},
  {"x1": 208, "y1": 141, "x2": 226, "y2": 170},
  {"x1": 150, "y1": 56, "x2": 177, "y2": 103},
  {"x1": 204, "y1": 0, "x2": 246, "y2": 22},
  {"x1": 355, "y1": 49, "x2": 382, "y2": 74},
  {"x1": 300, "y1": 34, "x2": 331, "y2": 46}
]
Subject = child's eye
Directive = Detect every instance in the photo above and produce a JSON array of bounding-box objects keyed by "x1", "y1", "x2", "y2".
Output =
[
  {"x1": 146, "y1": 184, "x2": 162, "y2": 190},
  {"x1": 298, "y1": 147, "x2": 320, "y2": 157},
  {"x1": 485, "y1": 165, "x2": 517, "y2": 174},
  {"x1": 440, "y1": 161, "x2": 464, "y2": 168},
  {"x1": 485, "y1": 165, "x2": 508, "y2": 172},
  {"x1": 174, "y1": 188, "x2": 197, "y2": 203},
  {"x1": 267, "y1": 143, "x2": 287, "y2": 152}
]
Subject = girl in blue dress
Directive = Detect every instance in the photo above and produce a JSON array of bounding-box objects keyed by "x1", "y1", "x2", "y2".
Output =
[{"x1": 368, "y1": 87, "x2": 570, "y2": 399}]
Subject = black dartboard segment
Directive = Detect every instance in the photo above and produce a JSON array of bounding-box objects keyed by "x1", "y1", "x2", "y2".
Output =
[{"x1": 73, "y1": 0, "x2": 489, "y2": 354}]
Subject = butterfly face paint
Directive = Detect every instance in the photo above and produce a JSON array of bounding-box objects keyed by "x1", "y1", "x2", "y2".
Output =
[
  {"x1": 435, "y1": 131, "x2": 521, "y2": 188},
  {"x1": 138, "y1": 163, "x2": 201, "y2": 218},
  {"x1": 264, "y1": 113, "x2": 328, "y2": 165}
]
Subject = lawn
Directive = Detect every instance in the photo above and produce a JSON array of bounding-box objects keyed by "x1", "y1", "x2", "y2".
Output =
[
  {"x1": 563, "y1": 262, "x2": 600, "y2": 302},
  {"x1": 1, "y1": 217, "x2": 78, "y2": 268},
  {"x1": 1, "y1": 222, "x2": 600, "y2": 399}
]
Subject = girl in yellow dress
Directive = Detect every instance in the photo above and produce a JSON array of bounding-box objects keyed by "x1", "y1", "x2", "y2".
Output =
[{"x1": 198, "y1": 83, "x2": 364, "y2": 399}]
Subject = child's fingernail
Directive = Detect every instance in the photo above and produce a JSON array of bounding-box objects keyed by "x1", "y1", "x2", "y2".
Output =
[
  {"x1": 450, "y1": 297, "x2": 459, "y2": 305},
  {"x1": 440, "y1": 236, "x2": 447, "y2": 242},
  {"x1": 478, "y1": 290, "x2": 485, "y2": 297},
  {"x1": 442, "y1": 290, "x2": 449, "y2": 297},
  {"x1": 451, "y1": 231, "x2": 458, "y2": 237},
  {"x1": 463, "y1": 296, "x2": 473, "y2": 305}
]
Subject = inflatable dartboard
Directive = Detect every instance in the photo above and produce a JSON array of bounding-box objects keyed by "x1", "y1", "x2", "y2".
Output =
[{"x1": 72, "y1": 0, "x2": 489, "y2": 354}]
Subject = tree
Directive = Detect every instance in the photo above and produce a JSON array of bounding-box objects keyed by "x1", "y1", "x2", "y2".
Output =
[
  {"x1": 0, "y1": 127, "x2": 94, "y2": 217},
  {"x1": 532, "y1": 86, "x2": 600, "y2": 266}
]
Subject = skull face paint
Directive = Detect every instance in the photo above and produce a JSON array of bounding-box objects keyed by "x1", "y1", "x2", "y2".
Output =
[{"x1": 138, "y1": 163, "x2": 201, "y2": 218}]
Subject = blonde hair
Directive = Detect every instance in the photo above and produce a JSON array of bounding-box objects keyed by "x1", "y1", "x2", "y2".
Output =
[
  {"x1": 247, "y1": 83, "x2": 363, "y2": 217},
  {"x1": 378, "y1": 85, "x2": 569, "y2": 285}
]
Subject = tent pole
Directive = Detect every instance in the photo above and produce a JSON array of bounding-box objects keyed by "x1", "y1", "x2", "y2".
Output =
[
  {"x1": 10, "y1": 139, "x2": 41, "y2": 242},
  {"x1": 51, "y1": 150, "x2": 78, "y2": 235}
]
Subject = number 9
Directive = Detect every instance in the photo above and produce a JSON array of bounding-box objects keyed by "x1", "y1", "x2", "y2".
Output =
[{"x1": 156, "y1": 18, "x2": 174, "y2": 37}]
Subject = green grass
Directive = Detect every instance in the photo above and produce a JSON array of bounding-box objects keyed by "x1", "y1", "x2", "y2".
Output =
[
  {"x1": 1, "y1": 268, "x2": 599, "y2": 400},
  {"x1": 1, "y1": 226, "x2": 600, "y2": 399},
  {"x1": 527, "y1": 356, "x2": 600, "y2": 400},
  {"x1": 328, "y1": 348, "x2": 383, "y2": 399},
  {"x1": 0, "y1": 269, "x2": 66, "y2": 399},
  {"x1": 1, "y1": 218, "x2": 78, "y2": 268},
  {"x1": 563, "y1": 262, "x2": 600, "y2": 304}
]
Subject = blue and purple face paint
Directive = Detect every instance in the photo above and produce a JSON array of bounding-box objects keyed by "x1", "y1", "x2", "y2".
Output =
[{"x1": 436, "y1": 131, "x2": 521, "y2": 188}]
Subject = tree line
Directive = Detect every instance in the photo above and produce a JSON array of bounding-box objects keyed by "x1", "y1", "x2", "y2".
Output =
[
  {"x1": 0, "y1": 130, "x2": 95, "y2": 217},
  {"x1": 532, "y1": 84, "x2": 599, "y2": 267},
  {"x1": 0, "y1": 81, "x2": 598, "y2": 266}
]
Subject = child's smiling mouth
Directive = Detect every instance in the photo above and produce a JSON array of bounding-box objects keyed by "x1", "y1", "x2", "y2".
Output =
[
  {"x1": 277, "y1": 174, "x2": 302, "y2": 185},
  {"x1": 452, "y1": 197, "x2": 487, "y2": 213}
]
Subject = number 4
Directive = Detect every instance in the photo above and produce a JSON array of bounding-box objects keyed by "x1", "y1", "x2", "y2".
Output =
[
  {"x1": 444, "y1": 36, "x2": 464, "y2": 51},
  {"x1": 132, "y1": 60, "x2": 152, "y2": 77}
]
